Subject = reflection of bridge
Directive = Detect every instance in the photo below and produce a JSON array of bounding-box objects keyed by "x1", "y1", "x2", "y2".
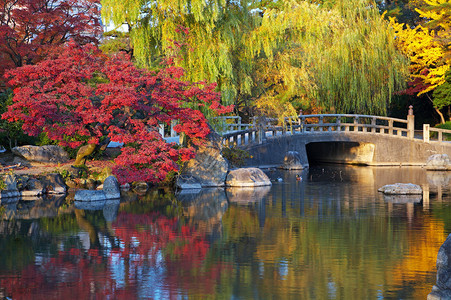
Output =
[{"x1": 220, "y1": 107, "x2": 451, "y2": 168}]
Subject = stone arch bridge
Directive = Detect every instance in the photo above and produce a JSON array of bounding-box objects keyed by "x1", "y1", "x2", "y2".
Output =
[{"x1": 220, "y1": 108, "x2": 451, "y2": 168}]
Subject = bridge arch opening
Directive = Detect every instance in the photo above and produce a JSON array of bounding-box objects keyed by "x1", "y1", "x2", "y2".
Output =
[{"x1": 305, "y1": 142, "x2": 375, "y2": 165}]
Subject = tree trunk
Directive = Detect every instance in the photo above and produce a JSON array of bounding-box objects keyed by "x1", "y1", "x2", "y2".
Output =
[
  {"x1": 435, "y1": 107, "x2": 446, "y2": 124},
  {"x1": 426, "y1": 93, "x2": 446, "y2": 124},
  {"x1": 74, "y1": 143, "x2": 96, "y2": 165}
]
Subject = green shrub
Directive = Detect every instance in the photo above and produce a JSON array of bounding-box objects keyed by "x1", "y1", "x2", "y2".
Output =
[
  {"x1": 0, "y1": 89, "x2": 37, "y2": 149},
  {"x1": 433, "y1": 122, "x2": 451, "y2": 141}
]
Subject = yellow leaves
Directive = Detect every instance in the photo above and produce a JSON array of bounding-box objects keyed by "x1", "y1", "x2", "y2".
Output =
[{"x1": 390, "y1": 0, "x2": 451, "y2": 97}]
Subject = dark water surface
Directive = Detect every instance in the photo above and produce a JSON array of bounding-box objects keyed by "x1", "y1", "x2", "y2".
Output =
[{"x1": 1, "y1": 166, "x2": 451, "y2": 299}]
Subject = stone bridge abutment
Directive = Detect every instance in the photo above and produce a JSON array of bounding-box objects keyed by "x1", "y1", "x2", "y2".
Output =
[{"x1": 241, "y1": 132, "x2": 451, "y2": 168}]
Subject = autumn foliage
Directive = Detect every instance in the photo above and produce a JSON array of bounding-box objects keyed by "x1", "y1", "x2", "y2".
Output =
[
  {"x1": 2, "y1": 42, "x2": 232, "y2": 184},
  {"x1": 0, "y1": 0, "x2": 101, "y2": 86}
]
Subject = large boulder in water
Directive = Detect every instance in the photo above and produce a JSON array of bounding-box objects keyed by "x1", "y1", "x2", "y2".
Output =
[
  {"x1": 225, "y1": 168, "x2": 271, "y2": 187},
  {"x1": 12, "y1": 145, "x2": 69, "y2": 164},
  {"x1": 428, "y1": 234, "x2": 451, "y2": 299},
  {"x1": 426, "y1": 154, "x2": 451, "y2": 171},
  {"x1": 176, "y1": 126, "x2": 228, "y2": 188}
]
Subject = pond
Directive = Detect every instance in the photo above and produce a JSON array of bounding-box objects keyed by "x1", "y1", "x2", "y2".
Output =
[{"x1": 0, "y1": 165, "x2": 450, "y2": 299}]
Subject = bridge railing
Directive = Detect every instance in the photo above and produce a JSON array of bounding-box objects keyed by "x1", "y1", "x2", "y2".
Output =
[
  {"x1": 210, "y1": 116, "x2": 254, "y2": 134},
  {"x1": 222, "y1": 111, "x2": 416, "y2": 147},
  {"x1": 423, "y1": 125, "x2": 451, "y2": 143}
]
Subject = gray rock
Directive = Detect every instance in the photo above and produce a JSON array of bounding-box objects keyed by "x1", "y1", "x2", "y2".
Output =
[
  {"x1": 282, "y1": 151, "x2": 304, "y2": 170},
  {"x1": 177, "y1": 125, "x2": 228, "y2": 188},
  {"x1": 226, "y1": 168, "x2": 272, "y2": 187},
  {"x1": 4, "y1": 174, "x2": 17, "y2": 190},
  {"x1": 426, "y1": 154, "x2": 451, "y2": 171},
  {"x1": 0, "y1": 190, "x2": 20, "y2": 199},
  {"x1": 428, "y1": 234, "x2": 451, "y2": 299},
  {"x1": 103, "y1": 176, "x2": 120, "y2": 199},
  {"x1": 74, "y1": 190, "x2": 107, "y2": 201},
  {"x1": 21, "y1": 178, "x2": 45, "y2": 197},
  {"x1": 12, "y1": 145, "x2": 69, "y2": 163},
  {"x1": 176, "y1": 175, "x2": 202, "y2": 190},
  {"x1": 0, "y1": 175, "x2": 20, "y2": 199},
  {"x1": 378, "y1": 183, "x2": 422, "y2": 195},
  {"x1": 39, "y1": 173, "x2": 67, "y2": 194}
]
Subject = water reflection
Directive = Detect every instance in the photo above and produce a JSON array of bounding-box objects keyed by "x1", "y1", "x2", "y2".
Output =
[{"x1": 0, "y1": 166, "x2": 450, "y2": 299}]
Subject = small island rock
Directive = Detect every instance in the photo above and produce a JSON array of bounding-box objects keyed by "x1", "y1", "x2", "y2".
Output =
[{"x1": 378, "y1": 183, "x2": 422, "y2": 195}]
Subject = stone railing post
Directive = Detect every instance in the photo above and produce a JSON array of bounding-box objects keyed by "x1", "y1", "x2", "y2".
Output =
[
  {"x1": 256, "y1": 116, "x2": 266, "y2": 144},
  {"x1": 300, "y1": 116, "x2": 305, "y2": 132},
  {"x1": 423, "y1": 124, "x2": 430, "y2": 143},
  {"x1": 388, "y1": 119, "x2": 394, "y2": 135},
  {"x1": 159, "y1": 124, "x2": 165, "y2": 137},
  {"x1": 407, "y1": 105, "x2": 415, "y2": 139},
  {"x1": 170, "y1": 120, "x2": 177, "y2": 137},
  {"x1": 353, "y1": 116, "x2": 359, "y2": 132}
]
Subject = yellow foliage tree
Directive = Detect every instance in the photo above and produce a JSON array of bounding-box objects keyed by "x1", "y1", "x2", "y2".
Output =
[{"x1": 390, "y1": 0, "x2": 451, "y2": 122}]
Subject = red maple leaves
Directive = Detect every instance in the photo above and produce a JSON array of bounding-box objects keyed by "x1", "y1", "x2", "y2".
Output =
[
  {"x1": 0, "y1": 0, "x2": 101, "y2": 86},
  {"x1": 2, "y1": 42, "x2": 232, "y2": 183}
]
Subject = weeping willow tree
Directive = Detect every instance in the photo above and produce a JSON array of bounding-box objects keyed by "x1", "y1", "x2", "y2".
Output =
[
  {"x1": 101, "y1": 0, "x2": 409, "y2": 117},
  {"x1": 101, "y1": 0, "x2": 259, "y2": 112},
  {"x1": 249, "y1": 0, "x2": 409, "y2": 115}
]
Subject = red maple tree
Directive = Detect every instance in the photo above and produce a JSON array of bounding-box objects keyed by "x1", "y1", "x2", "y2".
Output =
[
  {"x1": 2, "y1": 42, "x2": 232, "y2": 183},
  {"x1": 0, "y1": 0, "x2": 101, "y2": 87}
]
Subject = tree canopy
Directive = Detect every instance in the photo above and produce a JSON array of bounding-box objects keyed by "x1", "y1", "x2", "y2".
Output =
[
  {"x1": 389, "y1": 0, "x2": 451, "y2": 122},
  {"x1": 0, "y1": 0, "x2": 102, "y2": 87},
  {"x1": 101, "y1": 0, "x2": 408, "y2": 117},
  {"x1": 2, "y1": 43, "x2": 232, "y2": 184}
]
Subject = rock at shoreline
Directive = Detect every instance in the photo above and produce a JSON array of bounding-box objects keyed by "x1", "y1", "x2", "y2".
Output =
[
  {"x1": 426, "y1": 154, "x2": 451, "y2": 171},
  {"x1": 39, "y1": 173, "x2": 67, "y2": 194},
  {"x1": 21, "y1": 178, "x2": 45, "y2": 197},
  {"x1": 0, "y1": 174, "x2": 20, "y2": 199},
  {"x1": 176, "y1": 126, "x2": 228, "y2": 188},
  {"x1": 428, "y1": 234, "x2": 451, "y2": 300},
  {"x1": 378, "y1": 183, "x2": 422, "y2": 195},
  {"x1": 226, "y1": 168, "x2": 272, "y2": 187},
  {"x1": 281, "y1": 151, "x2": 304, "y2": 170},
  {"x1": 74, "y1": 175, "x2": 121, "y2": 201},
  {"x1": 103, "y1": 176, "x2": 121, "y2": 199},
  {"x1": 12, "y1": 145, "x2": 69, "y2": 164}
]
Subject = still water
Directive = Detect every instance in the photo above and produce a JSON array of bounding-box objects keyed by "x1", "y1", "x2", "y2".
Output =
[{"x1": 1, "y1": 166, "x2": 451, "y2": 299}]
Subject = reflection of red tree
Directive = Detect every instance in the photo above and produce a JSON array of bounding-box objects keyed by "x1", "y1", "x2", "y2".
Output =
[
  {"x1": 112, "y1": 212, "x2": 228, "y2": 297},
  {"x1": 0, "y1": 249, "x2": 135, "y2": 299},
  {"x1": 0, "y1": 212, "x2": 228, "y2": 299}
]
